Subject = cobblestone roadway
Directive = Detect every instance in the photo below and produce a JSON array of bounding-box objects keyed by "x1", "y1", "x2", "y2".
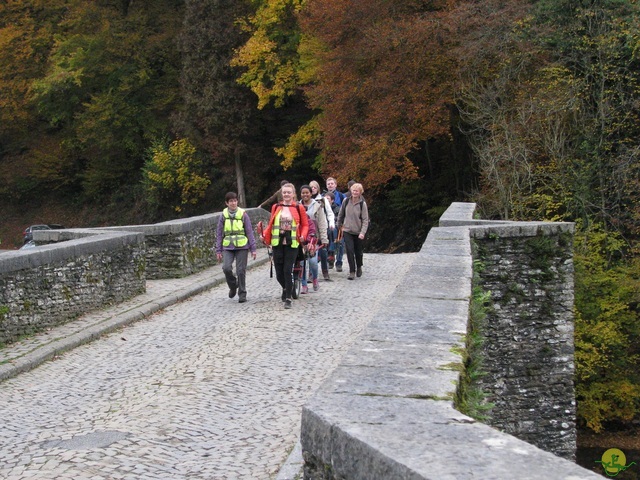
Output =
[{"x1": 0, "y1": 252, "x2": 415, "y2": 480}]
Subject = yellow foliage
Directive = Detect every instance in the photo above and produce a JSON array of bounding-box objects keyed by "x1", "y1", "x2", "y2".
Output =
[
  {"x1": 275, "y1": 115, "x2": 321, "y2": 169},
  {"x1": 231, "y1": 0, "x2": 307, "y2": 109},
  {"x1": 577, "y1": 380, "x2": 640, "y2": 433},
  {"x1": 143, "y1": 138, "x2": 210, "y2": 213},
  {"x1": 573, "y1": 222, "x2": 640, "y2": 431}
]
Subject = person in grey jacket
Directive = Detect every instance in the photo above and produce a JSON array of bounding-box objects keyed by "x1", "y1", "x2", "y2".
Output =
[{"x1": 336, "y1": 183, "x2": 369, "y2": 280}]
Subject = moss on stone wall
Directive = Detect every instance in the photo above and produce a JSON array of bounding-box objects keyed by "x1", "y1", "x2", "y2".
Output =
[{"x1": 455, "y1": 254, "x2": 494, "y2": 421}]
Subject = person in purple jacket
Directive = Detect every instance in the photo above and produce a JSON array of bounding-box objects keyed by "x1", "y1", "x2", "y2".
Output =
[{"x1": 215, "y1": 192, "x2": 257, "y2": 303}]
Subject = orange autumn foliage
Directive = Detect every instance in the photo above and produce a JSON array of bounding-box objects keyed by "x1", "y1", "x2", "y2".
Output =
[{"x1": 299, "y1": 0, "x2": 457, "y2": 188}]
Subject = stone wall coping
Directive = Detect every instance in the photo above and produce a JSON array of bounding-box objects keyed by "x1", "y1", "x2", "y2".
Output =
[
  {"x1": 75, "y1": 213, "x2": 221, "y2": 235},
  {"x1": 301, "y1": 202, "x2": 598, "y2": 479},
  {"x1": 0, "y1": 230, "x2": 143, "y2": 275},
  {"x1": 5, "y1": 207, "x2": 270, "y2": 283},
  {"x1": 437, "y1": 201, "x2": 478, "y2": 222},
  {"x1": 439, "y1": 203, "x2": 575, "y2": 237},
  {"x1": 303, "y1": 397, "x2": 599, "y2": 479},
  {"x1": 29, "y1": 207, "x2": 269, "y2": 243},
  {"x1": 469, "y1": 222, "x2": 575, "y2": 238}
]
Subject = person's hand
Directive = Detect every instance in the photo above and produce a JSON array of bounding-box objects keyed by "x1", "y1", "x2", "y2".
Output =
[
  {"x1": 252, "y1": 251, "x2": 257, "y2": 260},
  {"x1": 358, "y1": 233, "x2": 365, "y2": 240},
  {"x1": 216, "y1": 253, "x2": 223, "y2": 262}
]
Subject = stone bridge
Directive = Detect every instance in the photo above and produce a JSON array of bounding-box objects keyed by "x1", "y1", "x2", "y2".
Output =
[{"x1": 0, "y1": 203, "x2": 600, "y2": 479}]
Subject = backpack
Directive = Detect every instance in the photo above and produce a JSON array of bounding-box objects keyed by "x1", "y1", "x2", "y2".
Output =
[
  {"x1": 323, "y1": 188, "x2": 346, "y2": 206},
  {"x1": 300, "y1": 201, "x2": 318, "y2": 240},
  {"x1": 339, "y1": 195, "x2": 366, "y2": 224},
  {"x1": 269, "y1": 203, "x2": 313, "y2": 243}
]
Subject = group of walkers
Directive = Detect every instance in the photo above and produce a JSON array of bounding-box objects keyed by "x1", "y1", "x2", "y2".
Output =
[{"x1": 216, "y1": 178, "x2": 370, "y2": 309}]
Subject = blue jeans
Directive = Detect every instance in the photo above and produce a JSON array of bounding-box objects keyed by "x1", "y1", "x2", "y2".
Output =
[
  {"x1": 301, "y1": 250, "x2": 319, "y2": 286},
  {"x1": 334, "y1": 238, "x2": 344, "y2": 266},
  {"x1": 327, "y1": 228, "x2": 344, "y2": 266}
]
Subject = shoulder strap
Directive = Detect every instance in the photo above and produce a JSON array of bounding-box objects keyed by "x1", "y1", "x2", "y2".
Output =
[
  {"x1": 338, "y1": 197, "x2": 348, "y2": 224},
  {"x1": 323, "y1": 200, "x2": 329, "y2": 219},
  {"x1": 343, "y1": 197, "x2": 364, "y2": 221}
]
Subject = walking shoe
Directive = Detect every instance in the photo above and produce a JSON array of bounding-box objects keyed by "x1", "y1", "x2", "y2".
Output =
[
  {"x1": 322, "y1": 271, "x2": 330, "y2": 281},
  {"x1": 301, "y1": 285, "x2": 308, "y2": 294},
  {"x1": 328, "y1": 254, "x2": 335, "y2": 269},
  {"x1": 284, "y1": 299, "x2": 292, "y2": 309},
  {"x1": 313, "y1": 278, "x2": 319, "y2": 291},
  {"x1": 238, "y1": 293, "x2": 247, "y2": 303},
  {"x1": 336, "y1": 264, "x2": 343, "y2": 272},
  {"x1": 356, "y1": 267, "x2": 362, "y2": 277},
  {"x1": 229, "y1": 286, "x2": 237, "y2": 298},
  {"x1": 348, "y1": 272, "x2": 355, "y2": 280}
]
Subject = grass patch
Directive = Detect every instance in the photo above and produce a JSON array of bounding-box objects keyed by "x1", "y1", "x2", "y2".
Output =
[{"x1": 454, "y1": 248, "x2": 494, "y2": 421}]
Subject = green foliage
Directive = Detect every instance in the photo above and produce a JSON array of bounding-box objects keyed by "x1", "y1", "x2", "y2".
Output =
[
  {"x1": 458, "y1": 0, "x2": 640, "y2": 431},
  {"x1": 574, "y1": 222, "x2": 640, "y2": 432},
  {"x1": 142, "y1": 138, "x2": 211, "y2": 214},
  {"x1": 25, "y1": 1, "x2": 183, "y2": 200},
  {"x1": 0, "y1": 0, "x2": 68, "y2": 146},
  {"x1": 365, "y1": 177, "x2": 449, "y2": 253},
  {"x1": 177, "y1": 0, "x2": 273, "y2": 205},
  {"x1": 455, "y1": 262, "x2": 494, "y2": 422}
]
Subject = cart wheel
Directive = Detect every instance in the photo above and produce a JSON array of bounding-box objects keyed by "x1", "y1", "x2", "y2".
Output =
[{"x1": 292, "y1": 273, "x2": 301, "y2": 299}]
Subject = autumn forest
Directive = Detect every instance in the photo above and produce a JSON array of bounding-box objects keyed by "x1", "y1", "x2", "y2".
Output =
[{"x1": 1, "y1": 0, "x2": 639, "y2": 439}]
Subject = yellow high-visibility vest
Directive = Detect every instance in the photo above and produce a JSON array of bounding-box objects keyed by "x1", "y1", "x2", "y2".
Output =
[
  {"x1": 270, "y1": 207, "x2": 300, "y2": 248},
  {"x1": 222, "y1": 207, "x2": 248, "y2": 248}
]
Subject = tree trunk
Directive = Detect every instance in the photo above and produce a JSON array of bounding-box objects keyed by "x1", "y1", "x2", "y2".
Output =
[{"x1": 235, "y1": 147, "x2": 246, "y2": 207}]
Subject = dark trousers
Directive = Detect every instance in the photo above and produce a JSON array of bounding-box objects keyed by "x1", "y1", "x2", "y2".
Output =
[
  {"x1": 319, "y1": 245, "x2": 328, "y2": 273},
  {"x1": 343, "y1": 232, "x2": 363, "y2": 274},
  {"x1": 222, "y1": 249, "x2": 249, "y2": 294},
  {"x1": 272, "y1": 244, "x2": 298, "y2": 300}
]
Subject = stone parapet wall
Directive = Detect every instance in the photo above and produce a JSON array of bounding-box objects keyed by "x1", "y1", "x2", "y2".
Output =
[
  {"x1": 471, "y1": 223, "x2": 576, "y2": 459},
  {"x1": 300, "y1": 202, "x2": 597, "y2": 479},
  {"x1": 0, "y1": 207, "x2": 271, "y2": 346},
  {"x1": 46, "y1": 208, "x2": 269, "y2": 280},
  {"x1": 0, "y1": 231, "x2": 145, "y2": 346},
  {"x1": 141, "y1": 214, "x2": 219, "y2": 279},
  {"x1": 39, "y1": 208, "x2": 271, "y2": 279}
]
